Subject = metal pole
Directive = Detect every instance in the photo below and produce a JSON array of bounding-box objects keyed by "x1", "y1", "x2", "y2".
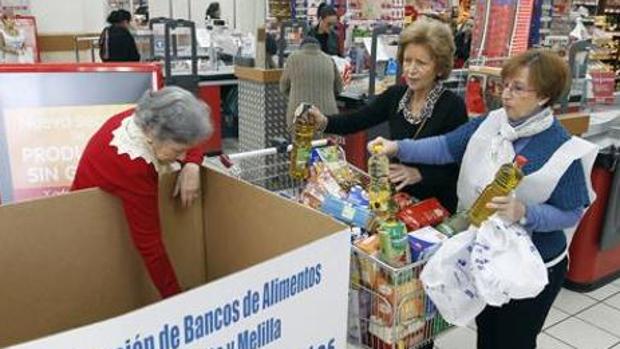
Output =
[
  {"x1": 233, "y1": 0, "x2": 237, "y2": 28},
  {"x1": 187, "y1": 0, "x2": 192, "y2": 20},
  {"x1": 168, "y1": 0, "x2": 174, "y2": 18}
]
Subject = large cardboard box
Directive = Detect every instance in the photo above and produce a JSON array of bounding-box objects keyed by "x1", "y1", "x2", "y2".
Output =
[{"x1": 0, "y1": 167, "x2": 350, "y2": 348}]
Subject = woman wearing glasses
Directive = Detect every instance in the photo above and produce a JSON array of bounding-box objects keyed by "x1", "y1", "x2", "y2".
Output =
[
  {"x1": 369, "y1": 49, "x2": 596, "y2": 349},
  {"x1": 306, "y1": 18, "x2": 468, "y2": 213}
]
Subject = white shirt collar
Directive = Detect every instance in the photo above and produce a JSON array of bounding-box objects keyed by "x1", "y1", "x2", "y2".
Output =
[{"x1": 110, "y1": 115, "x2": 181, "y2": 174}]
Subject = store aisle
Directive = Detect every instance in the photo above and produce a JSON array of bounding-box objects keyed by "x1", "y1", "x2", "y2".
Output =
[{"x1": 348, "y1": 279, "x2": 620, "y2": 349}]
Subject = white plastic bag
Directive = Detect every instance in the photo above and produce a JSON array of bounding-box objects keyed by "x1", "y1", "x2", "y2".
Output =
[
  {"x1": 420, "y1": 230, "x2": 486, "y2": 327},
  {"x1": 471, "y1": 216, "x2": 548, "y2": 307}
]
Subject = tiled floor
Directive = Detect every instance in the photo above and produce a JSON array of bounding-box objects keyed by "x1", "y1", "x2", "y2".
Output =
[
  {"x1": 347, "y1": 279, "x2": 620, "y2": 349},
  {"x1": 434, "y1": 279, "x2": 620, "y2": 349}
]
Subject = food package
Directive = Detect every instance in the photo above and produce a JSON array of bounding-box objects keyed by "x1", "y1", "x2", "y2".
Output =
[
  {"x1": 396, "y1": 198, "x2": 450, "y2": 231},
  {"x1": 373, "y1": 274, "x2": 425, "y2": 325},
  {"x1": 355, "y1": 235, "x2": 381, "y2": 287},
  {"x1": 314, "y1": 162, "x2": 348, "y2": 199},
  {"x1": 315, "y1": 146, "x2": 359, "y2": 189},
  {"x1": 368, "y1": 315, "x2": 426, "y2": 349},
  {"x1": 408, "y1": 226, "x2": 448, "y2": 262},
  {"x1": 321, "y1": 195, "x2": 374, "y2": 229},
  {"x1": 392, "y1": 192, "x2": 414, "y2": 211}
]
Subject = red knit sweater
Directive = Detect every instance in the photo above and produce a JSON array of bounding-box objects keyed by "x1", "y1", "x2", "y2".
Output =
[{"x1": 71, "y1": 109, "x2": 206, "y2": 298}]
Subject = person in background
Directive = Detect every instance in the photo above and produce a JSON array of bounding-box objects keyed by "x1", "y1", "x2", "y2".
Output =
[
  {"x1": 369, "y1": 49, "x2": 595, "y2": 349},
  {"x1": 0, "y1": 9, "x2": 31, "y2": 63},
  {"x1": 454, "y1": 19, "x2": 473, "y2": 68},
  {"x1": 304, "y1": 19, "x2": 468, "y2": 214},
  {"x1": 72, "y1": 87, "x2": 213, "y2": 299},
  {"x1": 280, "y1": 36, "x2": 343, "y2": 131},
  {"x1": 306, "y1": 3, "x2": 341, "y2": 56},
  {"x1": 205, "y1": 2, "x2": 221, "y2": 20},
  {"x1": 99, "y1": 9, "x2": 140, "y2": 62}
]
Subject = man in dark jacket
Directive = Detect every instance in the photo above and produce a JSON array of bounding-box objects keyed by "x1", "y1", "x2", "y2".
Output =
[{"x1": 306, "y1": 3, "x2": 341, "y2": 56}]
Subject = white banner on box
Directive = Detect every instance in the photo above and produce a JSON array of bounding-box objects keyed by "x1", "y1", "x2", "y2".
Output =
[{"x1": 10, "y1": 232, "x2": 351, "y2": 349}]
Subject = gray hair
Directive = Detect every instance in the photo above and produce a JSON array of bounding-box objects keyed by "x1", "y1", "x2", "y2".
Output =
[{"x1": 134, "y1": 86, "x2": 213, "y2": 145}]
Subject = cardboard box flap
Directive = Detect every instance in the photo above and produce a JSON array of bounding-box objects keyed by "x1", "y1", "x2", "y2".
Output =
[
  {"x1": 0, "y1": 189, "x2": 158, "y2": 347},
  {"x1": 202, "y1": 169, "x2": 346, "y2": 282}
]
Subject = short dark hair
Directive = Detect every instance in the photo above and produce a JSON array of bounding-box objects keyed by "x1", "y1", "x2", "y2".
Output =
[
  {"x1": 107, "y1": 9, "x2": 131, "y2": 24},
  {"x1": 206, "y1": 2, "x2": 221, "y2": 19},
  {"x1": 318, "y1": 3, "x2": 337, "y2": 19},
  {"x1": 501, "y1": 49, "x2": 571, "y2": 107}
]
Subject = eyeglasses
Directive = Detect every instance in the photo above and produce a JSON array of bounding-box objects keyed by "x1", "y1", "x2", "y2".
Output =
[{"x1": 500, "y1": 81, "x2": 537, "y2": 96}]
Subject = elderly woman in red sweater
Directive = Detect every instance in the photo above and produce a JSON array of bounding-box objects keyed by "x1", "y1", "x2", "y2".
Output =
[{"x1": 72, "y1": 86, "x2": 213, "y2": 298}]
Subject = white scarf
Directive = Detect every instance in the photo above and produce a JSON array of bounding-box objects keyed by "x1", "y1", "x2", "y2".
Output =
[{"x1": 489, "y1": 107, "x2": 554, "y2": 166}]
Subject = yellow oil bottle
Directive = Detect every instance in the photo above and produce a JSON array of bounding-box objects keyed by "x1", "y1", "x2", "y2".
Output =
[
  {"x1": 468, "y1": 155, "x2": 528, "y2": 226},
  {"x1": 368, "y1": 143, "x2": 392, "y2": 218}
]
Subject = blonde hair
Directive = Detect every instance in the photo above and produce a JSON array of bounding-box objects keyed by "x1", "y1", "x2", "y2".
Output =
[{"x1": 397, "y1": 19, "x2": 455, "y2": 80}]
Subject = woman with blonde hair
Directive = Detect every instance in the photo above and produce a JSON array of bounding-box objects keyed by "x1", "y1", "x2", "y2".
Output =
[{"x1": 305, "y1": 18, "x2": 468, "y2": 213}]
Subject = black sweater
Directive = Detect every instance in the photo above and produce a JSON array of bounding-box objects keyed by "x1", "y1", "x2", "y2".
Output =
[
  {"x1": 326, "y1": 85, "x2": 468, "y2": 213},
  {"x1": 100, "y1": 26, "x2": 140, "y2": 62}
]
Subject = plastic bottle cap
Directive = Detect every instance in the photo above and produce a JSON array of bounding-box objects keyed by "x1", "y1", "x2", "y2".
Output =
[
  {"x1": 515, "y1": 155, "x2": 528, "y2": 168},
  {"x1": 372, "y1": 143, "x2": 384, "y2": 154}
]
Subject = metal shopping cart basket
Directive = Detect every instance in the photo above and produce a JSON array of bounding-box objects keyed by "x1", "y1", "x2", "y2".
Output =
[{"x1": 205, "y1": 140, "x2": 452, "y2": 349}]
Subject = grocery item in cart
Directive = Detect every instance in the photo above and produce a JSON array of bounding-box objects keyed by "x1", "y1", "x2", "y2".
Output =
[
  {"x1": 368, "y1": 313, "x2": 426, "y2": 349},
  {"x1": 315, "y1": 162, "x2": 348, "y2": 199},
  {"x1": 321, "y1": 195, "x2": 374, "y2": 230},
  {"x1": 374, "y1": 273, "x2": 425, "y2": 325},
  {"x1": 378, "y1": 219, "x2": 411, "y2": 268},
  {"x1": 356, "y1": 235, "x2": 381, "y2": 287},
  {"x1": 315, "y1": 145, "x2": 360, "y2": 190},
  {"x1": 435, "y1": 211, "x2": 471, "y2": 237},
  {"x1": 408, "y1": 226, "x2": 448, "y2": 262},
  {"x1": 396, "y1": 198, "x2": 450, "y2": 232},
  {"x1": 290, "y1": 103, "x2": 316, "y2": 180},
  {"x1": 368, "y1": 143, "x2": 393, "y2": 218},
  {"x1": 392, "y1": 192, "x2": 414, "y2": 211},
  {"x1": 347, "y1": 185, "x2": 370, "y2": 207},
  {"x1": 468, "y1": 155, "x2": 527, "y2": 226}
]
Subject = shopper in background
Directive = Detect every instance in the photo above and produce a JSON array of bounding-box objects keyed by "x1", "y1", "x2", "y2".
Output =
[
  {"x1": 454, "y1": 19, "x2": 473, "y2": 68},
  {"x1": 306, "y1": 3, "x2": 341, "y2": 56},
  {"x1": 205, "y1": 2, "x2": 221, "y2": 20},
  {"x1": 72, "y1": 86, "x2": 213, "y2": 299},
  {"x1": 0, "y1": 9, "x2": 31, "y2": 63},
  {"x1": 99, "y1": 9, "x2": 140, "y2": 62},
  {"x1": 369, "y1": 49, "x2": 595, "y2": 349},
  {"x1": 305, "y1": 18, "x2": 468, "y2": 214},
  {"x1": 280, "y1": 36, "x2": 343, "y2": 131}
]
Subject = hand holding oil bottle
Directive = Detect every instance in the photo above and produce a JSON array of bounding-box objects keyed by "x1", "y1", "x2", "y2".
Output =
[{"x1": 367, "y1": 136, "x2": 528, "y2": 230}]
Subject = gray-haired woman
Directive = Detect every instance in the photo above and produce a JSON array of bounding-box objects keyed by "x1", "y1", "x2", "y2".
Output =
[{"x1": 72, "y1": 86, "x2": 213, "y2": 298}]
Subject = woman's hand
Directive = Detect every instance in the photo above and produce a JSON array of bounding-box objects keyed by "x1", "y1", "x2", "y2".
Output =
[
  {"x1": 305, "y1": 106, "x2": 328, "y2": 127},
  {"x1": 174, "y1": 163, "x2": 201, "y2": 208},
  {"x1": 367, "y1": 137, "x2": 399, "y2": 157},
  {"x1": 486, "y1": 195, "x2": 526, "y2": 224},
  {"x1": 389, "y1": 164, "x2": 423, "y2": 191}
]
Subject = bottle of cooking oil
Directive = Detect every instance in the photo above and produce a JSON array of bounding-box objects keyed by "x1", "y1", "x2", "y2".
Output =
[
  {"x1": 468, "y1": 155, "x2": 528, "y2": 227},
  {"x1": 368, "y1": 143, "x2": 392, "y2": 218},
  {"x1": 289, "y1": 103, "x2": 315, "y2": 180}
]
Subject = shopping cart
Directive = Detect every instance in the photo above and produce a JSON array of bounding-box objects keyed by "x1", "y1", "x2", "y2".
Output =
[{"x1": 205, "y1": 140, "x2": 452, "y2": 349}]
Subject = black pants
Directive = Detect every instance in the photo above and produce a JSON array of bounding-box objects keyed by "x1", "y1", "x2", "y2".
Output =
[{"x1": 476, "y1": 257, "x2": 568, "y2": 349}]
